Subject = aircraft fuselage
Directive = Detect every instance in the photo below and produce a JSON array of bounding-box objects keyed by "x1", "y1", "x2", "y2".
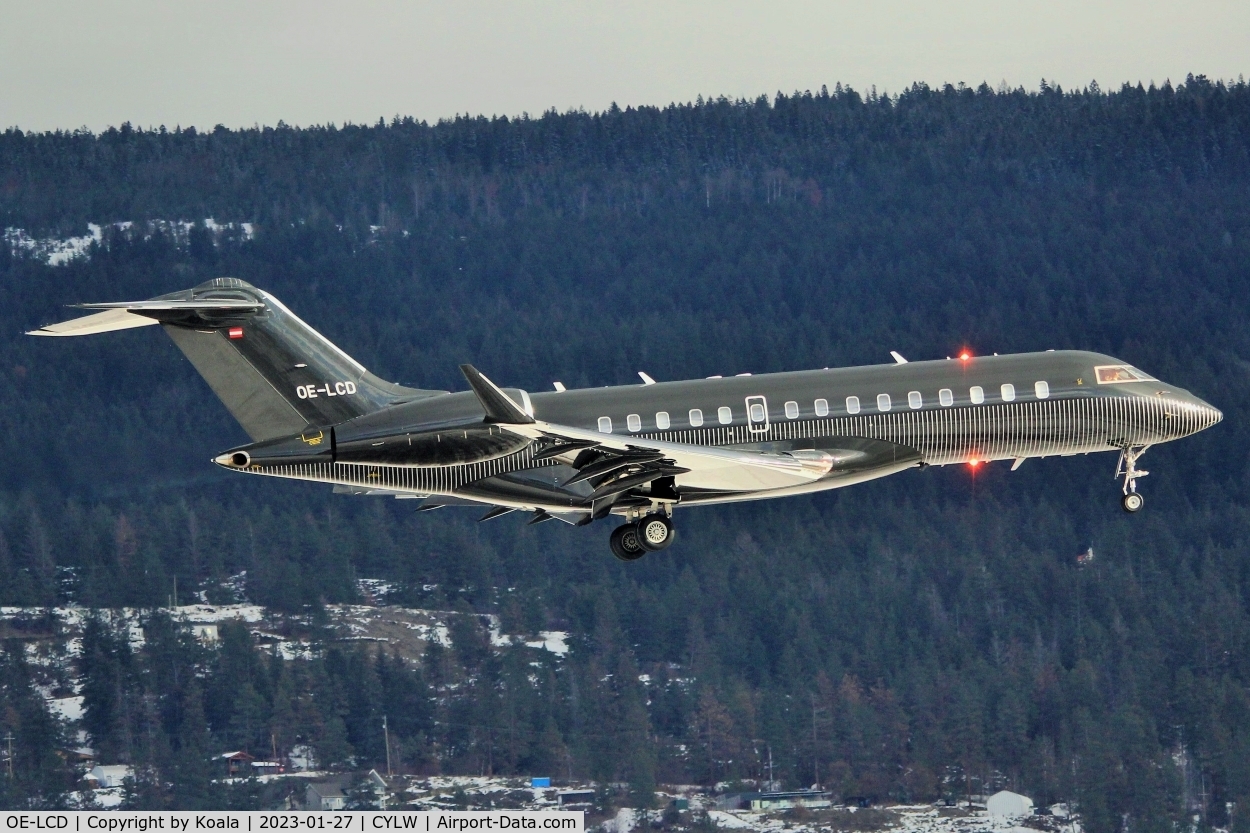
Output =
[
  {"x1": 32, "y1": 279, "x2": 1222, "y2": 553},
  {"x1": 225, "y1": 349, "x2": 1220, "y2": 515}
]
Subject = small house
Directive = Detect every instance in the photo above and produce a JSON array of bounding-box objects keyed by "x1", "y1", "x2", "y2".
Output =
[
  {"x1": 86, "y1": 764, "x2": 133, "y2": 788},
  {"x1": 220, "y1": 751, "x2": 255, "y2": 776},
  {"x1": 306, "y1": 776, "x2": 350, "y2": 811},
  {"x1": 251, "y1": 760, "x2": 286, "y2": 776},
  {"x1": 191, "y1": 624, "x2": 220, "y2": 644},
  {"x1": 747, "y1": 790, "x2": 831, "y2": 811},
  {"x1": 306, "y1": 771, "x2": 386, "y2": 810},
  {"x1": 557, "y1": 789, "x2": 596, "y2": 808}
]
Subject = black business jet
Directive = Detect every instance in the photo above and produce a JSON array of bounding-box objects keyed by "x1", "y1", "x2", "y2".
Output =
[{"x1": 31, "y1": 278, "x2": 1222, "y2": 560}]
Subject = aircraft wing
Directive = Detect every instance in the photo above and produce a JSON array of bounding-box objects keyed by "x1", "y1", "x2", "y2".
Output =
[
  {"x1": 456, "y1": 363, "x2": 852, "y2": 494},
  {"x1": 508, "y1": 420, "x2": 839, "y2": 491}
]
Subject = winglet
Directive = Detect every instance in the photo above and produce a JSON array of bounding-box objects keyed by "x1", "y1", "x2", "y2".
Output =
[{"x1": 459, "y1": 364, "x2": 535, "y2": 424}]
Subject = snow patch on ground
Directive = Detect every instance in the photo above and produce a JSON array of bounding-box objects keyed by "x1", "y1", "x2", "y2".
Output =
[
  {"x1": 526, "y1": 631, "x2": 569, "y2": 655},
  {"x1": 4, "y1": 218, "x2": 255, "y2": 266},
  {"x1": 707, "y1": 811, "x2": 754, "y2": 829},
  {"x1": 706, "y1": 804, "x2": 1081, "y2": 833},
  {"x1": 175, "y1": 603, "x2": 267, "y2": 623},
  {"x1": 47, "y1": 696, "x2": 83, "y2": 722},
  {"x1": 607, "y1": 808, "x2": 636, "y2": 833}
]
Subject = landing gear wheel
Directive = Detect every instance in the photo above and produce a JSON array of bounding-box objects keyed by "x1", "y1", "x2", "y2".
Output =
[
  {"x1": 637, "y1": 515, "x2": 675, "y2": 551},
  {"x1": 1121, "y1": 492, "x2": 1144, "y2": 513},
  {"x1": 610, "y1": 524, "x2": 646, "y2": 561}
]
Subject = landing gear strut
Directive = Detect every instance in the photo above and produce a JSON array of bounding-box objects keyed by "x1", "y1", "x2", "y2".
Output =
[
  {"x1": 1115, "y1": 445, "x2": 1152, "y2": 513},
  {"x1": 609, "y1": 514, "x2": 676, "y2": 560}
]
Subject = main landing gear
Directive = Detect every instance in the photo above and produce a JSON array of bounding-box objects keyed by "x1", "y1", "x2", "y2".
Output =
[
  {"x1": 1115, "y1": 444, "x2": 1152, "y2": 513},
  {"x1": 609, "y1": 514, "x2": 676, "y2": 561}
]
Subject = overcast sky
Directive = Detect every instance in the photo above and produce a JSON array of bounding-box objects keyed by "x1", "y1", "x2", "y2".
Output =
[{"x1": 2, "y1": 0, "x2": 1246, "y2": 132}]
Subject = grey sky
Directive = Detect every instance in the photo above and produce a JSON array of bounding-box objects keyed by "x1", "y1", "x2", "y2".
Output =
[{"x1": 2, "y1": 1, "x2": 1246, "y2": 132}]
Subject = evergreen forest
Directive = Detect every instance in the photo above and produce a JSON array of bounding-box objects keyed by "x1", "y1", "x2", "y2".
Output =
[{"x1": 1, "y1": 77, "x2": 1249, "y2": 829}]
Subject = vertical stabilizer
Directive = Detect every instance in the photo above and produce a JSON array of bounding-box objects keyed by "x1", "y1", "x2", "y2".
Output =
[{"x1": 29, "y1": 278, "x2": 447, "y2": 441}]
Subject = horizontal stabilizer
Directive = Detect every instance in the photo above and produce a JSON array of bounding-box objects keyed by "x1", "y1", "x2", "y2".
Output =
[
  {"x1": 460, "y1": 364, "x2": 534, "y2": 424},
  {"x1": 29, "y1": 297, "x2": 263, "y2": 337},
  {"x1": 27, "y1": 307, "x2": 160, "y2": 337},
  {"x1": 74, "y1": 299, "x2": 264, "y2": 312}
]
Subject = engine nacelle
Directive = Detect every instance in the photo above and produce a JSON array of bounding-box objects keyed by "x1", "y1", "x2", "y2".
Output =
[{"x1": 214, "y1": 428, "x2": 334, "y2": 468}]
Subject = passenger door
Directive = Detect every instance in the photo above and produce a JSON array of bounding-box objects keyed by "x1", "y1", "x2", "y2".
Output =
[{"x1": 745, "y1": 395, "x2": 770, "y2": 434}]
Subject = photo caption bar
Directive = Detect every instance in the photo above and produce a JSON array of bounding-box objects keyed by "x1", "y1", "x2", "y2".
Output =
[{"x1": 0, "y1": 813, "x2": 583, "y2": 833}]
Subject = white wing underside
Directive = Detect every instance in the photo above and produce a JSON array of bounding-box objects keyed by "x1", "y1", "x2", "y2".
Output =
[
  {"x1": 26, "y1": 308, "x2": 160, "y2": 336},
  {"x1": 505, "y1": 420, "x2": 838, "y2": 492}
]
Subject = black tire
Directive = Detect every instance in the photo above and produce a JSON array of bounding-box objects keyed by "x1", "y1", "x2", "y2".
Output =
[
  {"x1": 1121, "y1": 492, "x2": 1144, "y2": 513},
  {"x1": 610, "y1": 523, "x2": 646, "y2": 561},
  {"x1": 637, "y1": 515, "x2": 675, "y2": 551}
]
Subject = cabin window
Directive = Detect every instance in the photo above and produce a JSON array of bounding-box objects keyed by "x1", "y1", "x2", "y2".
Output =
[
  {"x1": 656, "y1": 411, "x2": 671, "y2": 429},
  {"x1": 970, "y1": 386, "x2": 985, "y2": 404},
  {"x1": 718, "y1": 406, "x2": 733, "y2": 424},
  {"x1": 1001, "y1": 383, "x2": 1016, "y2": 402},
  {"x1": 626, "y1": 414, "x2": 641, "y2": 432},
  {"x1": 1035, "y1": 381, "x2": 1050, "y2": 399},
  {"x1": 749, "y1": 403, "x2": 766, "y2": 422},
  {"x1": 939, "y1": 388, "x2": 954, "y2": 407},
  {"x1": 814, "y1": 398, "x2": 829, "y2": 416},
  {"x1": 597, "y1": 416, "x2": 612, "y2": 433},
  {"x1": 877, "y1": 393, "x2": 892, "y2": 412},
  {"x1": 846, "y1": 396, "x2": 861, "y2": 414},
  {"x1": 784, "y1": 401, "x2": 800, "y2": 419},
  {"x1": 908, "y1": 391, "x2": 922, "y2": 409},
  {"x1": 689, "y1": 408, "x2": 703, "y2": 427}
]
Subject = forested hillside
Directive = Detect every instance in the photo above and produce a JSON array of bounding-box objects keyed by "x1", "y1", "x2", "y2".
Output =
[{"x1": 2, "y1": 77, "x2": 1249, "y2": 828}]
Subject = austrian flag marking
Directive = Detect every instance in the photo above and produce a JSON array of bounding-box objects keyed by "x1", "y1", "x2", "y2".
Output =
[{"x1": 227, "y1": 327, "x2": 244, "y2": 339}]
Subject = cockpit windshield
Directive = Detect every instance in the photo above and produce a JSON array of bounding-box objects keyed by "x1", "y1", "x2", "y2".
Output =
[{"x1": 1095, "y1": 365, "x2": 1156, "y2": 384}]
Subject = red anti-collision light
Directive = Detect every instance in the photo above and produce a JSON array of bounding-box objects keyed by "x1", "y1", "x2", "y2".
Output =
[
  {"x1": 959, "y1": 351, "x2": 971, "y2": 361},
  {"x1": 228, "y1": 327, "x2": 244, "y2": 340}
]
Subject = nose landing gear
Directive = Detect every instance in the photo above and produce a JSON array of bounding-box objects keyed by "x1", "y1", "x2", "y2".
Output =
[
  {"x1": 609, "y1": 513, "x2": 676, "y2": 561},
  {"x1": 1115, "y1": 444, "x2": 1152, "y2": 513}
]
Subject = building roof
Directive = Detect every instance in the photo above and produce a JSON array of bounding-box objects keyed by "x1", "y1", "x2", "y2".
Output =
[{"x1": 308, "y1": 775, "x2": 354, "y2": 798}]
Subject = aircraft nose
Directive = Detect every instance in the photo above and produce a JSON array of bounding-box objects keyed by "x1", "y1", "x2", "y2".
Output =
[
  {"x1": 1166, "y1": 391, "x2": 1222, "y2": 437},
  {"x1": 1200, "y1": 399, "x2": 1223, "y2": 429}
]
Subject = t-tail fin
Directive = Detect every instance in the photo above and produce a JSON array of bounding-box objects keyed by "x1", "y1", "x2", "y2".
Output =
[{"x1": 28, "y1": 278, "x2": 447, "y2": 441}]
